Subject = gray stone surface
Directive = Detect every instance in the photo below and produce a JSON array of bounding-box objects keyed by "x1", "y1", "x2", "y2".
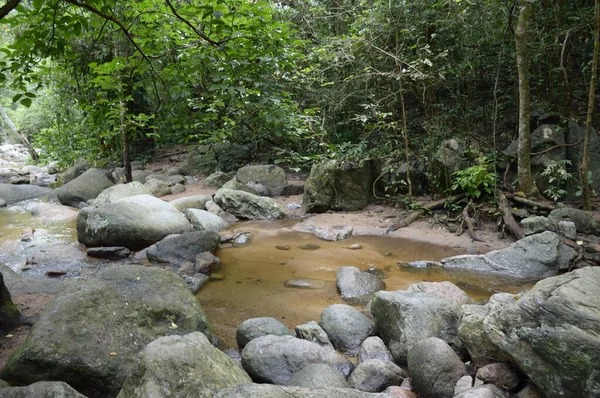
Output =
[
  {"x1": 319, "y1": 304, "x2": 374, "y2": 356},
  {"x1": 92, "y1": 181, "x2": 151, "y2": 205},
  {"x1": 117, "y1": 332, "x2": 250, "y2": 398},
  {"x1": 236, "y1": 317, "x2": 293, "y2": 349},
  {"x1": 170, "y1": 195, "x2": 211, "y2": 213},
  {"x1": 453, "y1": 385, "x2": 513, "y2": 398},
  {"x1": 556, "y1": 220, "x2": 577, "y2": 240},
  {"x1": 441, "y1": 232, "x2": 561, "y2": 279},
  {"x1": 86, "y1": 246, "x2": 131, "y2": 260},
  {"x1": 57, "y1": 168, "x2": 114, "y2": 207},
  {"x1": 222, "y1": 178, "x2": 268, "y2": 196},
  {"x1": 358, "y1": 337, "x2": 394, "y2": 364},
  {"x1": 476, "y1": 363, "x2": 520, "y2": 391},
  {"x1": 144, "y1": 178, "x2": 172, "y2": 197},
  {"x1": 0, "y1": 265, "x2": 211, "y2": 398},
  {"x1": 214, "y1": 188, "x2": 285, "y2": 220},
  {"x1": 336, "y1": 266, "x2": 385, "y2": 305},
  {"x1": 286, "y1": 363, "x2": 350, "y2": 389},
  {"x1": 30, "y1": 203, "x2": 78, "y2": 224},
  {"x1": 313, "y1": 225, "x2": 353, "y2": 241},
  {"x1": 0, "y1": 184, "x2": 54, "y2": 205},
  {"x1": 235, "y1": 165, "x2": 287, "y2": 191},
  {"x1": 241, "y1": 335, "x2": 354, "y2": 385},
  {"x1": 215, "y1": 383, "x2": 392, "y2": 398},
  {"x1": 295, "y1": 321, "x2": 334, "y2": 350},
  {"x1": 185, "y1": 209, "x2": 229, "y2": 232},
  {"x1": 407, "y1": 281, "x2": 473, "y2": 305},
  {"x1": 204, "y1": 171, "x2": 233, "y2": 188},
  {"x1": 521, "y1": 216, "x2": 555, "y2": 236},
  {"x1": 349, "y1": 360, "x2": 406, "y2": 392},
  {"x1": 407, "y1": 337, "x2": 466, "y2": 398},
  {"x1": 0, "y1": 272, "x2": 20, "y2": 332},
  {"x1": 146, "y1": 231, "x2": 220, "y2": 266},
  {"x1": 0, "y1": 381, "x2": 87, "y2": 398},
  {"x1": 371, "y1": 290, "x2": 462, "y2": 365},
  {"x1": 77, "y1": 194, "x2": 193, "y2": 250},
  {"x1": 548, "y1": 207, "x2": 600, "y2": 236}
]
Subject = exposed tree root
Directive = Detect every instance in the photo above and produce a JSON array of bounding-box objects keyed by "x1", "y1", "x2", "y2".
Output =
[
  {"x1": 497, "y1": 189, "x2": 525, "y2": 240},
  {"x1": 506, "y1": 193, "x2": 556, "y2": 211},
  {"x1": 385, "y1": 194, "x2": 465, "y2": 234},
  {"x1": 460, "y1": 200, "x2": 486, "y2": 242}
]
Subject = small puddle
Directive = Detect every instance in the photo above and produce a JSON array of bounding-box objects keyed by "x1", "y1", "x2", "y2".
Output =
[{"x1": 198, "y1": 221, "x2": 532, "y2": 348}]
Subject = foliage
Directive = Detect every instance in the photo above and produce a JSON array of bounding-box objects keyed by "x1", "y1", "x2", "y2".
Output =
[
  {"x1": 451, "y1": 156, "x2": 496, "y2": 199},
  {"x1": 541, "y1": 160, "x2": 573, "y2": 201}
]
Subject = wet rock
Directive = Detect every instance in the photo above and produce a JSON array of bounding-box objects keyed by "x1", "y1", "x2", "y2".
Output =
[
  {"x1": 467, "y1": 267, "x2": 600, "y2": 398},
  {"x1": 548, "y1": 207, "x2": 600, "y2": 236},
  {"x1": 57, "y1": 168, "x2": 114, "y2": 207},
  {"x1": 320, "y1": 304, "x2": 374, "y2": 356},
  {"x1": 284, "y1": 279, "x2": 327, "y2": 290},
  {"x1": 295, "y1": 321, "x2": 334, "y2": 350},
  {"x1": 77, "y1": 194, "x2": 193, "y2": 250},
  {"x1": 236, "y1": 317, "x2": 293, "y2": 349},
  {"x1": 117, "y1": 332, "x2": 250, "y2": 398},
  {"x1": 276, "y1": 245, "x2": 290, "y2": 250},
  {"x1": 144, "y1": 178, "x2": 172, "y2": 197},
  {"x1": 235, "y1": 165, "x2": 287, "y2": 192},
  {"x1": 345, "y1": 244, "x2": 363, "y2": 250},
  {"x1": 0, "y1": 265, "x2": 211, "y2": 398},
  {"x1": 441, "y1": 232, "x2": 561, "y2": 279},
  {"x1": 194, "y1": 252, "x2": 221, "y2": 274},
  {"x1": 286, "y1": 363, "x2": 350, "y2": 389},
  {"x1": 298, "y1": 243, "x2": 320, "y2": 250},
  {"x1": 185, "y1": 209, "x2": 229, "y2": 232},
  {"x1": 358, "y1": 336, "x2": 394, "y2": 364},
  {"x1": 313, "y1": 225, "x2": 353, "y2": 241},
  {"x1": 0, "y1": 272, "x2": 21, "y2": 332},
  {"x1": 92, "y1": 181, "x2": 151, "y2": 205},
  {"x1": 454, "y1": 384, "x2": 513, "y2": 398},
  {"x1": 146, "y1": 231, "x2": 220, "y2": 266},
  {"x1": 0, "y1": 381, "x2": 87, "y2": 397},
  {"x1": 349, "y1": 360, "x2": 406, "y2": 392},
  {"x1": 86, "y1": 246, "x2": 131, "y2": 260},
  {"x1": 214, "y1": 188, "x2": 285, "y2": 220},
  {"x1": 170, "y1": 195, "x2": 211, "y2": 213},
  {"x1": 241, "y1": 335, "x2": 354, "y2": 385},
  {"x1": 521, "y1": 216, "x2": 554, "y2": 236},
  {"x1": 30, "y1": 203, "x2": 78, "y2": 224},
  {"x1": 407, "y1": 281, "x2": 473, "y2": 305},
  {"x1": 371, "y1": 290, "x2": 462, "y2": 365},
  {"x1": 204, "y1": 171, "x2": 234, "y2": 188},
  {"x1": 398, "y1": 261, "x2": 442, "y2": 269},
  {"x1": 233, "y1": 232, "x2": 251, "y2": 246},
  {"x1": 0, "y1": 184, "x2": 55, "y2": 205},
  {"x1": 303, "y1": 160, "x2": 375, "y2": 213},
  {"x1": 336, "y1": 266, "x2": 385, "y2": 305},
  {"x1": 476, "y1": 363, "x2": 520, "y2": 391},
  {"x1": 216, "y1": 383, "x2": 392, "y2": 397},
  {"x1": 182, "y1": 274, "x2": 209, "y2": 294},
  {"x1": 407, "y1": 337, "x2": 466, "y2": 398},
  {"x1": 25, "y1": 243, "x2": 87, "y2": 268}
]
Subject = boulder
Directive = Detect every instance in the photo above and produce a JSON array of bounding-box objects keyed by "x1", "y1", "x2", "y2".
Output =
[
  {"x1": 441, "y1": 232, "x2": 561, "y2": 279},
  {"x1": 131, "y1": 170, "x2": 153, "y2": 183},
  {"x1": 144, "y1": 178, "x2": 172, "y2": 197},
  {"x1": 286, "y1": 363, "x2": 350, "y2": 389},
  {"x1": 117, "y1": 332, "x2": 250, "y2": 398},
  {"x1": 476, "y1": 363, "x2": 520, "y2": 391},
  {"x1": 313, "y1": 225, "x2": 353, "y2": 241},
  {"x1": 192, "y1": 252, "x2": 221, "y2": 275},
  {"x1": 223, "y1": 178, "x2": 269, "y2": 196},
  {"x1": 521, "y1": 216, "x2": 555, "y2": 236},
  {"x1": 0, "y1": 265, "x2": 211, "y2": 398},
  {"x1": 236, "y1": 165, "x2": 287, "y2": 191},
  {"x1": 236, "y1": 317, "x2": 293, "y2": 349},
  {"x1": 182, "y1": 273, "x2": 209, "y2": 294},
  {"x1": 349, "y1": 360, "x2": 406, "y2": 392},
  {"x1": 170, "y1": 195, "x2": 212, "y2": 213},
  {"x1": 556, "y1": 220, "x2": 577, "y2": 240},
  {"x1": 214, "y1": 189, "x2": 285, "y2": 220},
  {"x1": 92, "y1": 182, "x2": 151, "y2": 205},
  {"x1": 319, "y1": 304, "x2": 374, "y2": 356},
  {"x1": 407, "y1": 281, "x2": 473, "y2": 305},
  {"x1": 215, "y1": 383, "x2": 392, "y2": 398},
  {"x1": 454, "y1": 385, "x2": 513, "y2": 398},
  {"x1": 61, "y1": 160, "x2": 90, "y2": 183},
  {"x1": 471, "y1": 267, "x2": 600, "y2": 398},
  {"x1": 295, "y1": 321, "x2": 334, "y2": 350},
  {"x1": 303, "y1": 160, "x2": 375, "y2": 213},
  {"x1": 241, "y1": 335, "x2": 354, "y2": 385},
  {"x1": 0, "y1": 272, "x2": 21, "y2": 331},
  {"x1": 371, "y1": 290, "x2": 462, "y2": 365},
  {"x1": 77, "y1": 194, "x2": 193, "y2": 250},
  {"x1": 164, "y1": 166, "x2": 184, "y2": 176},
  {"x1": 56, "y1": 168, "x2": 114, "y2": 207},
  {"x1": 185, "y1": 209, "x2": 229, "y2": 232},
  {"x1": 204, "y1": 171, "x2": 233, "y2": 188},
  {"x1": 548, "y1": 207, "x2": 600, "y2": 236},
  {"x1": 0, "y1": 184, "x2": 54, "y2": 205},
  {"x1": 358, "y1": 337, "x2": 394, "y2": 364},
  {"x1": 86, "y1": 247, "x2": 131, "y2": 260},
  {"x1": 146, "y1": 231, "x2": 221, "y2": 266},
  {"x1": 336, "y1": 266, "x2": 385, "y2": 305},
  {"x1": 407, "y1": 337, "x2": 467, "y2": 398},
  {"x1": 0, "y1": 381, "x2": 87, "y2": 398},
  {"x1": 30, "y1": 203, "x2": 78, "y2": 224}
]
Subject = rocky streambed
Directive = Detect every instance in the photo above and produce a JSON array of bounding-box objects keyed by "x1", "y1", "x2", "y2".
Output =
[{"x1": 0, "y1": 147, "x2": 598, "y2": 397}]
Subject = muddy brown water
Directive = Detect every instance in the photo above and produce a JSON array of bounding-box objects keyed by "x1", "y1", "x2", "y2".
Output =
[{"x1": 199, "y1": 221, "x2": 531, "y2": 348}]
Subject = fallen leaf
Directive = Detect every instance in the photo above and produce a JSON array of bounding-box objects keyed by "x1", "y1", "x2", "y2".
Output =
[{"x1": 110, "y1": 352, "x2": 117, "y2": 356}]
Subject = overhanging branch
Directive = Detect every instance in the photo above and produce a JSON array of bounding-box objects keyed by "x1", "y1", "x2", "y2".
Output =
[{"x1": 0, "y1": 0, "x2": 21, "y2": 20}]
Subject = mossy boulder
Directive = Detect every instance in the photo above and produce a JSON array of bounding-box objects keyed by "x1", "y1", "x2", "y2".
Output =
[
  {"x1": 0, "y1": 265, "x2": 211, "y2": 398},
  {"x1": 0, "y1": 272, "x2": 20, "y2": 332},
  {"x1": 56, "y1": 168, "x2": 115, "y2": 207},
  {"x1": 303, "y1": 160, "x2": 375, "y2": 213}
]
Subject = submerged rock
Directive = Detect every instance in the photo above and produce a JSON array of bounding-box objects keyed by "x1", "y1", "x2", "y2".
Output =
[
  {"x1": 30, "y1": 203, "x2": 78, "y2": 224},
  {"x1": 117, "y1": 332, "x2": 250, "y2": 398},
  {"x1": 0, "y1": 184, "x2": 55, "y2": 205},
  {"x1": 146, "y1": 231, "x2": 220, "y2": 266},
  {"x1": 284, "y1": 279, "x2": 327, "y2": 290},
  {"x1": 0, "y1": 265, "x2": 211, "y2": 398},
  {"x1": 336, "y1": 266, "x2": 385, "y2": 305}
]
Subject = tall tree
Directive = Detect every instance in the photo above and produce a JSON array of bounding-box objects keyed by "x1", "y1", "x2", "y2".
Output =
[
  {"x1": 514, "y1": 0, "x2": 539, "y2": 197},
  {"x1": 580, "y1": 0, "x2": 600, "y2": 211}
]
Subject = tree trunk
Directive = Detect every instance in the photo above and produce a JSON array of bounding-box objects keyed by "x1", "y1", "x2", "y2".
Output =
[
  {"x1": 0, "y1": 104, "x2": 38, "y2": 161},
  {"x1": 514, "y1": 1, "x2": 538, "y2": 197},
  {"x1": 580, "y1": 0, "x2": 600, "y2": 211}
]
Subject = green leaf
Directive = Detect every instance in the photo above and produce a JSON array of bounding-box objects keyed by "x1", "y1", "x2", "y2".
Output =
[
  {"x1": 33, "y1": 0, "x2": 43, "y2": 10},
  {"x1": 20, "y1": 98, "x2": 32, "y2": 108},
  {"x1": 12, "y1": 94, "x2": 23, "y2": 103}
]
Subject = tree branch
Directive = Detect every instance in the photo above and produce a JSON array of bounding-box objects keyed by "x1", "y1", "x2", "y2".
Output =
[
  {"x1": 164, "y1": 0, "x2": 220, "y2": 47},
  {"x1": 0, "y1": 0, "x2": 21, "y2": 20}
]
